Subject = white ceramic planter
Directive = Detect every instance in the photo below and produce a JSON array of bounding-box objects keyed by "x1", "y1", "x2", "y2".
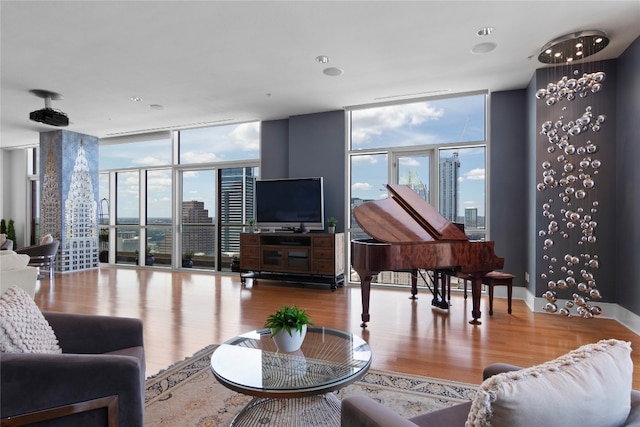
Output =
[{"x1": 272, "y1": 324, "x2": 307, "y2": 352}]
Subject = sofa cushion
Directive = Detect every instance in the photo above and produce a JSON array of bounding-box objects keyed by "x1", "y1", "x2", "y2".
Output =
[
  {"x1": 0, "y1": 252, "x2": 29, "y2": 270},
  {"x1": 466, "y1": 339, "x2": 632, "y2": 427},
  {"x1": 0, "y1": 286, "x2": 61, "y2": 353}
]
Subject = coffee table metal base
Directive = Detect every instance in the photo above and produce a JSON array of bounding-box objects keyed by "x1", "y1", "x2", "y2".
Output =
[{"x1": 230, "y1": 393, "x2": 341, "y2": 427}]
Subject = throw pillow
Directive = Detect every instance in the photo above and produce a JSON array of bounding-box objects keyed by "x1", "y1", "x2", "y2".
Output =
[
  {"x1": 0, "y1": 286, "x2": 62, "y2": 353},
  {"x1": 466, "y1": 339, "x2": 632, "y2": 427},
  {"x1": 0, "y1": 252, "x2": 29, "y2": 270},
  {"x1": 0, "y1": 233, "x2": 6, "y2": 245},
  {"x1": 40, "y1": 234, "x2": 53, "y2": 245}
]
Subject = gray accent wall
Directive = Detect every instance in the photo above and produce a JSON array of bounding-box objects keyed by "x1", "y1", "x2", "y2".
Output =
[
  {"x1": 489, "y1": 90, "x2": 528, "y2": 287},
  {"x1": 261, "y1": 110, "x2": 347, "y2": 232},
  {"x1": 260, "y1": 119, "x2": 289, "y2": 179},
  {"x1": 616, "y1": 36, "x2": 640, "y2": 314}
]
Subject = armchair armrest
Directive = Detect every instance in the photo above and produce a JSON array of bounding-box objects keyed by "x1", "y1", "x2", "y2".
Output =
[
  {"x1": 43, "y1": 312, "x2": 143, "y2": 354},
  {"x1": 341, "y1": 396, "x2": 418, "y2": 427},
  {"x1": 627, "y1": 390, "x2": 640, "y2": 426},
  {"x1": 0, "y1": 352, "x2": 144, "y2": 425},
  {"x1": 482, "y1": 363, "x2": 522, "y2": 380}
]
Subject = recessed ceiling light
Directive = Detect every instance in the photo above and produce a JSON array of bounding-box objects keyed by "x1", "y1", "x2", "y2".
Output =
[
  {"x1": 477, "y1": 26, "x2": 494, "y2": 37},
  {"x1": 316, "y1": 55, "x2": 330, "y2": 64},
  {"x1": 149, "y1": 104, "x2": 164, "y2": 110},
  {"x1": 323, "y1": 67, "x2": 343, "y2": 76},
  {"x1": 471, "y1": 42, "x2": 497, "y2": 54},
  {"x1": 130, "y1": 96, "x2": 143, "y2": 102}
]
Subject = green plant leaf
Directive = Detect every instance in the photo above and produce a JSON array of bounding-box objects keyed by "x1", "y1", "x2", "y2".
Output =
[{"x1": 264, "y1": 305, "x2": 312, "y2": 336}]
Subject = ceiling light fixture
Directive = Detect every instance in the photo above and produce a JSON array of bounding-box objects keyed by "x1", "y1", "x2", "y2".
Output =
[
  {"x1": 315, "y1": 55, "x2": 330, "y2": 64},
  {"x1": 130, "y1": 96, "x2": 143, "y2": 102},
  {"x1": 323, "y1": 67, "x2": 343, "y2": 76},
  {"x1": 477, "y1": 26, "x2": 494, "y2": 37},
  {"x1": 538, "y1": 30, "x2": 609, "y2": 64},
  {"x1": 471, "y1": 42, "x2": 497, "y2": 54}
]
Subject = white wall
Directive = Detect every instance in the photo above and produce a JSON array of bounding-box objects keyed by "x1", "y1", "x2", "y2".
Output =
[{"x1": 0, "y1": 148, "x2": 30, "y2": 247}]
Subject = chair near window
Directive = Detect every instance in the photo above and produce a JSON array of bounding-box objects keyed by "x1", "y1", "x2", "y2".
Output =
[{"x1": 15, "y1": 240, "x2": 60, "y2": 280}]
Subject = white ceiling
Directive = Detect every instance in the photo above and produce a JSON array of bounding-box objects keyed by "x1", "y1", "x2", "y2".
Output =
[{"x1": 1, "y1": 1, "x2": 639, "y2": 149}]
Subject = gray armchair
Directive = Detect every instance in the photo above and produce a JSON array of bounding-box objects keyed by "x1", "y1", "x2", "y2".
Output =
[
  {"x1": 341, "y1": 363, "x2": 640, "y2": 427},
  {"x1": 15, "y1": 240, "x2": 60, "y2": 280},
  {"x1": 1, "y1": 312, "x2": 145, "y2": 426}
]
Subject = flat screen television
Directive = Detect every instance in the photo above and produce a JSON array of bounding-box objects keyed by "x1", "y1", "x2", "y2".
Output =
[{"x1": 255, "y1": 177, "x2": 325, "y2": 232}]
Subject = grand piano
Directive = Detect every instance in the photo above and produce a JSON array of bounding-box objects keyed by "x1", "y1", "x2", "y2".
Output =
[{"x1": 351, "y1": 183, "x2": 504, "y2": 326}]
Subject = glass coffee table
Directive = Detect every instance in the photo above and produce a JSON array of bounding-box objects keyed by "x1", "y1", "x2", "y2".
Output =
[{"x1": 211, "y1": 326, "x2": 372, "y2": 426}]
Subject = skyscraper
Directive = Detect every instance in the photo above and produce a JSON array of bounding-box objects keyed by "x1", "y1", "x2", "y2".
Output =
[
  {"x1": 439, "y1": 151, "x2": 460, "y2": 222},
  {"x1": 220, "y1": 168, "x2": 256, "y2": 254},
  {"x1": 182, "y1": 200, "x2": 215, "y2": 256}
]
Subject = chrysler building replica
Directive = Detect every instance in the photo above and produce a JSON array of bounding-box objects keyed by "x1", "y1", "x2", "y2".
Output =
[{"x1": 40, "y1": 131, "x2": 99, "y2": 272}]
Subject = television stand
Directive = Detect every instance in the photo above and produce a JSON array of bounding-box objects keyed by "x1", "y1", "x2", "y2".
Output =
[{"x1": 239, "y1": 232, "x2": 344, "y2": 290}]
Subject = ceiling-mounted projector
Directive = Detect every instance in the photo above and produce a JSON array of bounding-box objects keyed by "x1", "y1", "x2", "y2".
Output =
[
  {"x1": 30, "y1": 108, "x2": 69, "y2": 127},
  {"x1": 29, "y1": 89, "x2": 69, "y2": 127}
]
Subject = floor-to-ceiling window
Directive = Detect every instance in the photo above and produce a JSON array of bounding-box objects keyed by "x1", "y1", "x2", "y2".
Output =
[
  {"x1": 347, "y1": 92, "x2": 488, "y2": 286},
  {"x1": 97, "y1": 122, "x2": 259, "y2": 271}
]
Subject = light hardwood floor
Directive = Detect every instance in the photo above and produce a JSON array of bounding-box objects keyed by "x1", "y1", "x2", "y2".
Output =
[{"x1": 33, "y1": 267, "x2": 640, "y2": 388}]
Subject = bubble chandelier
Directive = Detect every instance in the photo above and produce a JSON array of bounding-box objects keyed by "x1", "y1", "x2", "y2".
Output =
[{"x1": 535, "y1": 66, "x2": 608, "y2": 318}]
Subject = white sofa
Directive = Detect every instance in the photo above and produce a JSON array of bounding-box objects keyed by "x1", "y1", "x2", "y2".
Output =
[{"x1": 0, "y1": 251, "x2": 38, "y2": 297}]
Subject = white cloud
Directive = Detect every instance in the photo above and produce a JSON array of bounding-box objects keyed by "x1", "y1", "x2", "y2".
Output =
[
  {"x1": 352, "y1": 102, "x2": 444, "y2": 146},
  {"x1": 133, "y1": 156, "x2": 167, "y2": 166},
  {"x1": 351, "y1": 154, "x2": 380, "y2": 164},
  {"x1": 399, "y1": 157, "x2": 421, "y2": 167},
  {"x1": 352, "y1": 182, "x2": 374, "y2": 191},
  {"x1": 230, "y1": 122, "x2": 260, "y2": 151},
  {"x1": 464, "y1": 168, "x2": 485, "y2": 180},
  {"x1": 180, "y1": 151, "x2": 221, "y2": 163}
]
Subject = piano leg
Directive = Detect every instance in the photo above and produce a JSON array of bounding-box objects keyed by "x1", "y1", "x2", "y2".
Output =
[
  {"x1": 409, "y1": 268, "x2": 418, "y2": 300},
  {"x1": 359, "y1": 275, "x2": 372, "y2": 328},
  {"x1": 431, "y1": 270, "x2": 449, "y2": 311},
  {"x1": 469, "y1": 276, "x2": 483, "y2": 325}
]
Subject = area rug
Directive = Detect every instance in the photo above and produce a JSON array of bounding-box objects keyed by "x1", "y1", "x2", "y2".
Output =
[{"x1": 145, "y1": 344, "x2": 477, "y2": 426}]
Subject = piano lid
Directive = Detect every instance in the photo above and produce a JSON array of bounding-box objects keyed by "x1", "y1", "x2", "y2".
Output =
[{"x1": 353, "y1": 183, "x2": 469, "y2": 243}]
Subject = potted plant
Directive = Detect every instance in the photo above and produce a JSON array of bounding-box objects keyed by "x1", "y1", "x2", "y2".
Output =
[
  {"x1": 247, "y1": 218, "x2": 256, "y2": 233},
  {"x1": 230, "y1": 255, "x2": 240, "y2": 272},
  {"x1": 98, "y1": 227, "x2": 109, "y2": 262},
  {"x1": 182, "y1": 250, "x2": 194, "y2": 268},
  {"x1": 264, "y1": 305, "x2": 313, "y2": 352},
  {"x1": 327, "y1": 217, "x2": 338, "y2": 233},
  {"x1": 137, "y1": 247, "x2": 154, "y2": 266}
]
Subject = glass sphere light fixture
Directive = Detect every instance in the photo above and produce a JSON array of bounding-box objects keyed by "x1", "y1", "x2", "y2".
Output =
[{"x1": 538, "y1": 30, "x2": 609, "y2": 64}]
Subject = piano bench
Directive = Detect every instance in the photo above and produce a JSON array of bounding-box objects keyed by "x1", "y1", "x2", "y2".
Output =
[{"x1": 483, "y1": 271, "x2": 515, "y2": 315}]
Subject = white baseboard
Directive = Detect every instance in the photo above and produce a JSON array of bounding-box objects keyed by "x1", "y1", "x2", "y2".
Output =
[{"x1": 499, "y1": 286, "x2": 640, "y2": 336}]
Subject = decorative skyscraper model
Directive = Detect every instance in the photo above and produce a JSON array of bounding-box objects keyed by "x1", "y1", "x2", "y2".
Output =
[{"x1": 40, "y1": 130, "x2": 99, "y2": 272}]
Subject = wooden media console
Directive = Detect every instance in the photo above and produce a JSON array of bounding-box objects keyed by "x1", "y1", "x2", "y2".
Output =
[{"x1": 239, "y1": 232, "x2": 345, "y2": 290}]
